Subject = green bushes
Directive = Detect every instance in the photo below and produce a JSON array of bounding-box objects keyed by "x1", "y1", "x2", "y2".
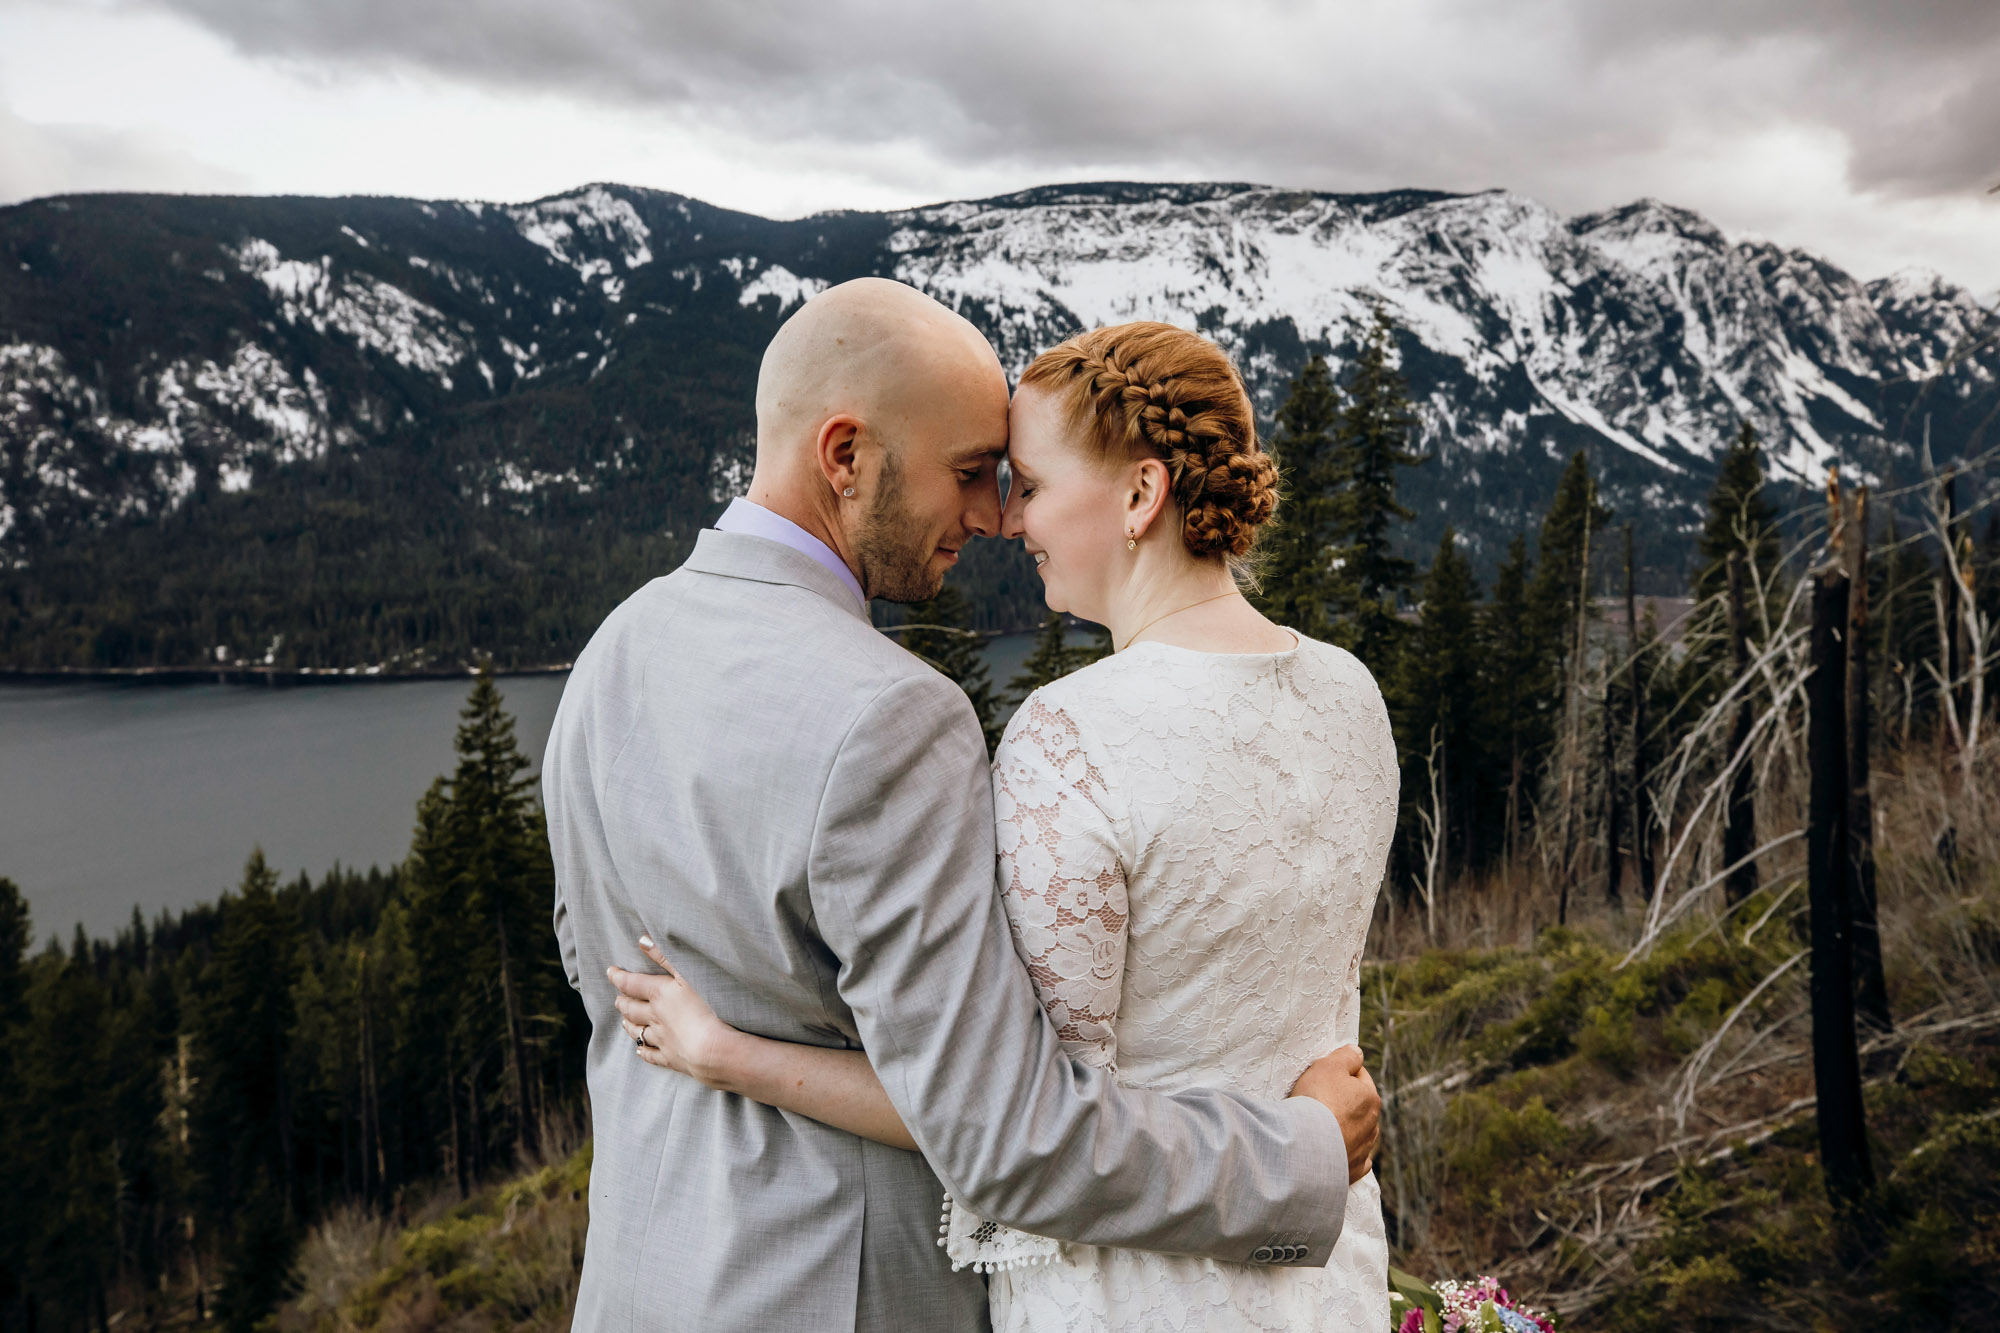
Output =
[
  {"x1": 283, "y1": 1145, "x2": 591, "y2": 1333},
  {"x1": 1437, "y1": 1093, "x2": 1574, "y2": 1253},
  {"x1": 1609, "y1": 1033, "x2": 2000, "y2": 1331},
  {"x1": 1878, "y1": 1105, "x2": 2000, "y2": 1320},
  {"x1": 1373, "y1": 918, "x2": 1791, "y2": 1089}
]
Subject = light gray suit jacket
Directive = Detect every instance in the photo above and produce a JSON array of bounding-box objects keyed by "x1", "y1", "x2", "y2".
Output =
[{"x1": 545, "y1": 530, "x2": 1347, "y2": 1332}]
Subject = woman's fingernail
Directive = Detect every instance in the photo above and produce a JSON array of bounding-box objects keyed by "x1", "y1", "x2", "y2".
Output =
[{"x1": 639, "y1": 935, "x2": 655, "y2": 949}]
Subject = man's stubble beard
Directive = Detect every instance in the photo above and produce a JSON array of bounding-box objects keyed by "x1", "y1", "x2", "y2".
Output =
[{"x1": 852, "y1": 449, "x2": 949, "y2": 604}]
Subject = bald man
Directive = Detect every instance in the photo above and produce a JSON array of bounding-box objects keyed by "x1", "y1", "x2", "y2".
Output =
[{"x1": 545, "y1": 280, "x2": 1362, "y2": 1332}]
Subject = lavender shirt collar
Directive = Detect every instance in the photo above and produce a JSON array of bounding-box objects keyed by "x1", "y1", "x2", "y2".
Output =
[{"x1": 713, "y1": 498, "x2": 867, "y2": 609}]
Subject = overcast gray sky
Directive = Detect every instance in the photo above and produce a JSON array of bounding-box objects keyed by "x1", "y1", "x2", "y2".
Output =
[{"x1": 2, "y1": 0, "x2": 1995, "y2": 289}]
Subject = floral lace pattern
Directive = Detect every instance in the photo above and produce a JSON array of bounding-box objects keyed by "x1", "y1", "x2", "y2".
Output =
[
  {"x1": 996, "y1": 698, "x2": 1127, "y2": 1065},
  {"x1": 947, "y1": 636, "x2": 1399, "y2": 1330}
]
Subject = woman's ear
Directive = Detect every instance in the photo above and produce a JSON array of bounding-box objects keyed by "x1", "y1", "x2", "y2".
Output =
[{"x1": 1125, "y1": 457, "x2": 1172, "y2": 541}]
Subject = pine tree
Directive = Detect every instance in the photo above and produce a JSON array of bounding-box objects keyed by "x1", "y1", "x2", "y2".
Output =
[
  {"x1": 19, "y1": 952, "x2": 121, "y2": 1326},
  {"x1": 1394, "y1": 527, "x2": 1484, "y2": 882},
  {"x1": 400, "y1": 670, "x2": 563, "y2": 1172},
  {"x1": 1007, "y1": 611, "x2": 1091, "y2": 704},
  {"x1": 0, "y1": 880, "x2": 29, "y2": 1329},
  {"x1": 191, "y1": 850, "x2": 303, "y2": 1326},
  {"x1": 1254, "y1": 356, "x2": 1343, "y2": 637},
  {"x1": 1329, "y1": 311, "x2": 1427, "y2": 672},
  {"x1": 1523, "y1": 453, "x2": 1614, "y2": 907},
  {"x1": 213, "y1": 1175, "x2": 294, "y2": 1333},
  {"x1": 1482, "y1": 533, "x2": 1540, "y2": 861},
  {"x1": 0, "y1": 878, "x2": 25, "y2": 1038},
  {"x1": 1694, "y1": 422, "x2": 1782, "y2": 603},
  {"x1": 1677, "y1": 423, "x2": 1788, "y2": 732},
  {"x1": 900, "y1": 585, "x2": 1002, "y2": 753},
  {"x1": 1527, "y1": 451, "x2": 1615, "y2": 681}
]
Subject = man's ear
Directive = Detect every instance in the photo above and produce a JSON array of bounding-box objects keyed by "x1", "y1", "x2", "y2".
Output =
[
  {"x1": 816, "y1": 415, "x2": 864, "y2": 497},
  {"x1": 1125, "y1": 458, "x2": 1172, "y2": 540}
]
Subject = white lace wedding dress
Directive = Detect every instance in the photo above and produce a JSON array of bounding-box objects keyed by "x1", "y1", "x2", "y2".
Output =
[{"x1": 945, "y1": 633, "x2": 1398, "y2": 1332}]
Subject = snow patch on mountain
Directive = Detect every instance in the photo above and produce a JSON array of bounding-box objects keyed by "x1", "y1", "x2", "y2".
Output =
[
  {"x1": 495, "y1": 461, "x2": 593, "y2": 496},
  {"x1": 227, "y1": 238, "x2": 468, "y2": 383},
  {"x1": 0, "y1": 334, "x2": 357, "y2": 532},
  {"x1": 738, "y1": 265, "x2": 827, "y2": 311},
  {"x1": 183, "y1": 344, "x2": 337, "y2": 461},
  {"x1": 1570, "y1": 199, "x2": 1728, "y2": 280},
  {"x1": 506, "y1": 186, "x2": 655, "y2": 286},
  {"x1": 1867, "y1": 268, "x2": 1997, "y2": 383}
]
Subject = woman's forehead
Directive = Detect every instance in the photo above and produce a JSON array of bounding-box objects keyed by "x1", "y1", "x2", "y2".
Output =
[{"x1": 1007, "y1": 387, "x2": 1068, "y2": 444}]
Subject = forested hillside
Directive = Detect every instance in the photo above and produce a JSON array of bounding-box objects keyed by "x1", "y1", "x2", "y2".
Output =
[
  {"x1": 3, "y1": 181, "x2": 1993, "y2": 671},
  {"x1": 0, "y1": 674, "x2": 586, "y2": 1330}
]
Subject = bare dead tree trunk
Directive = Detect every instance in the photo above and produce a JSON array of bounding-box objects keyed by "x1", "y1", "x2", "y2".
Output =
[
  {"x1": 1808, "y1": 566, "x2": 1875, "y2": 1209},
  {"x1": 1879, "y1": 509, "x2": 1906, "y2": 746},
  {"x1": 1603, "y1": 657, "x2": 1623, "y2": 907},
  {"x1": 496, "y1": 901, "x2": 534, "y2": 1158},
  {"x1": 466, "y1": 1056, "x2": 484, "y2": 1182},
  {"x1": 446, "y1": 1036, "x2": 466, "y2": 1197},
  {"x1": 1945, "y1": 468, "x2": 1969, "y2": 729},
  {"x1": 1558, "y1": 504, "x2": 1594, "y2": 926},
  {"x1": 1627, "y1": 524, "x2": 1656, "y2": 902},
  {"x1": 359, "y1": 949, "x2": 385, "y2": 1204},
  {"x1": 1414, "y1": 727, "x2": 1445, "y2": 943},
  {"x1": 1844, "y1": 489, "x2": 1890, "y2": 1033},
  {"x1": 1439, "y1": 739, "x2": 1451, "y2": 897},
  {"x1": 1505, "y1": 734, "x2": 1521, "y2": 870},
  {"x1": 1928, "y1": 458, "x2": 1979, "y2": 870},
  {"x1": 1724, "y1": 553, "x2": 1758, "y2": 904},
  {"x1": 345, "y1": 984, "x2": 361, "y2": 1201}
]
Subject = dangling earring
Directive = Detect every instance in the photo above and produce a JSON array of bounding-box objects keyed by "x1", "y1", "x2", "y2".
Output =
[
  {"x1": 1126, "y1": 529, "x2": 1137, "y2": 551},
  {"x1": 843, "y1": 487, "x2": 855, "y2": 498}
]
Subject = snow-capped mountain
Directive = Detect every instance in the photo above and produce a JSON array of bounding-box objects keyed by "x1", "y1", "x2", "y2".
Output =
[{"x1": 0, "y1": 181, "x2": 1992, "y2": 656}]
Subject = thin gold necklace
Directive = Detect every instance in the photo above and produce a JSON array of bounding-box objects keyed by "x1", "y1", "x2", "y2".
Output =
[{"x1": 1118, "y1": 590, "x2": 1240, "y2": 652}]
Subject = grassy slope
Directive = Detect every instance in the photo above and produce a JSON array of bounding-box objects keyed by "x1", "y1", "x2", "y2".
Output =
[
  {"x1": 280, "y1": 1147, "x2": 590, "y2": 1333},
  {"x1": 1365, "y1": 911, "x2": 2000, "y2": 1328}
]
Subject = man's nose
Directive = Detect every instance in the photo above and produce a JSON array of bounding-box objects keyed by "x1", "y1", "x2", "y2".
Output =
[{"x1": 965, "y1": 477, "x2": 1002, "y2": 538}]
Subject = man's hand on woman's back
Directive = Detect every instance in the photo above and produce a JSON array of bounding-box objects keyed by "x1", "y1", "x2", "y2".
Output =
[{"x1": 1289, "y1": 1046, "x2": 1380, "y2": 1185}]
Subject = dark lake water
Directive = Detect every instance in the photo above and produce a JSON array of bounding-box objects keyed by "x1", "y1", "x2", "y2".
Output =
[{"x1": 0, "y1": 630, "x2": 1066, "y2": 944}]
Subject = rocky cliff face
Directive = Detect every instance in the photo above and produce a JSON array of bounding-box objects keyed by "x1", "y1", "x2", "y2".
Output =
[{"x1": 1, "y1": 180, "x2": 1991, "y2": 618}]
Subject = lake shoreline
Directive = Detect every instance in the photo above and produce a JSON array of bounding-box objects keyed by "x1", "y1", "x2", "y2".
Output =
[
  {"x1": 0, "y1": 663, "x2": 578, "y2": 687},
  {"x1": 0, "y1": 622, "x2": 1065, "y2": 688}
]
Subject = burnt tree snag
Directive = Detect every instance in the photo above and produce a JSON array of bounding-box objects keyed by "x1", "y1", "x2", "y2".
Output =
[
  {"x1": 1723, "y1": 552, "x2": 1758, "y2": 905},
  {"x1": 1808, "y1": 565, "x2": 1875, "y2": 1209},
  {"x1": 1843, "y1": 490, "x2": 1890, "y2": 1033},
  {"x1": 1626, "y1": 524, "x2": 1655, "y2": 902}
]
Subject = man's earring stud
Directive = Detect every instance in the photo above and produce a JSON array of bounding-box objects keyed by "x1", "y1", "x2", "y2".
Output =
[{"x1": 843, "y1": 487, "x2": 855, "y2": 498}]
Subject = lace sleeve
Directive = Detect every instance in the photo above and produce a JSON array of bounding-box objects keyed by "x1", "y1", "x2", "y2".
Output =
[{"x1": 942, "y1": 695, "x2": 1129, "y2": 1273}]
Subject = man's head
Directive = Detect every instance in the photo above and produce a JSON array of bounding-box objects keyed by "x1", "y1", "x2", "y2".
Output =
[{"x1": 748, "y1": 278, "x2": 1009, "y2": 603}]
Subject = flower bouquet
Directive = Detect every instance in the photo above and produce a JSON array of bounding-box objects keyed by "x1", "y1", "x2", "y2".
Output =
[{"x1": 1389, "y1": 1267, "x2": 1557, "y2": 1333}]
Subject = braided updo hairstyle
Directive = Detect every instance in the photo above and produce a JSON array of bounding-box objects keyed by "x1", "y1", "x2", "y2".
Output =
[{"x1": 1017, "y1": 322, "x2": 1278, "y2": 560}]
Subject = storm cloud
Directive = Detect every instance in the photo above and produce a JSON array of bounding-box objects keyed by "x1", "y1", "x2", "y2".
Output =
[
  {"x1": 133, "y1": 0, "x2": 1998, "y2": 201},
  {"x1": 2, "y1": 0, "x2": 1993, "y2": 288}
]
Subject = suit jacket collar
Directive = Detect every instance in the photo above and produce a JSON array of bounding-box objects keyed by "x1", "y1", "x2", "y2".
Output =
[{"x1": 684, "y1": 528, "x2": 874, "y2": 624}]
